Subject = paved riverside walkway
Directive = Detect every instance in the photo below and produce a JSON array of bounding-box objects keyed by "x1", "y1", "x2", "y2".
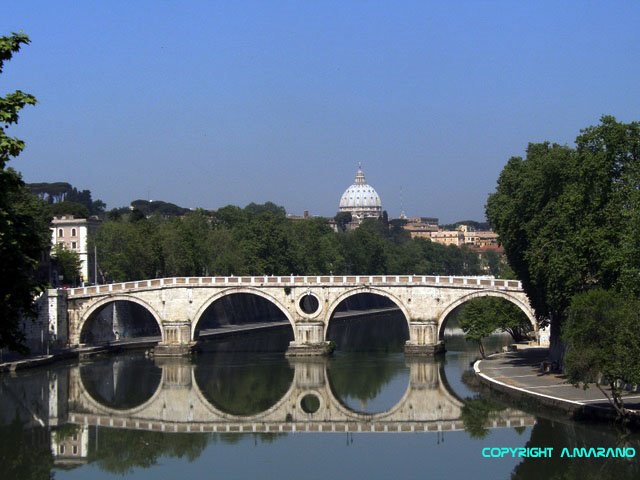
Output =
[{"x1": 475, "y1": 347, "x2": 640, "y2": 417}]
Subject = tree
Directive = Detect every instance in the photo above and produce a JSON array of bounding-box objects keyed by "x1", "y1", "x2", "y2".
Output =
[
  {"x1": 563, "y1": 289, "x2": 640, "y2": 420},
  {"x1": 486, "y1": 117, "x2": 640, "y2": 363},
  {"x1": 0, "y1": 33, "x2": 51, "y2": 353},
  {"x1": 51, "y1": 244, "x2": 81, "y2": 286},
  {"x1": 457, "y1": 297, "x2": 532, "y2": 358},
  {"x1": 334, "y1": 211, "x2": 352, "y2": 232},
  {"x1": 457, "y1": 299, "x2": 500, "y2": 358}
]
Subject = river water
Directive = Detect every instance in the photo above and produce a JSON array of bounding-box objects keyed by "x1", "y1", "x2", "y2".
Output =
[{"x1": 1, "y1": 325, "x2": 638, "y2": 479}]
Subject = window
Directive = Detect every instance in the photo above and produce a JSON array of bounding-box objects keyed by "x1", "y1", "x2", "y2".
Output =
[
  {"x1": 71, "y1": 242, "x2": 77, "y2": 249},
  {"x1": 58, "y1": 228, "x2": 63, "y2": 237},
  {"x1": 72, "y1": 445, "x2": 78, "y2": 455},
  {"x1": 71, "y1": 228, "x2": 76, "y2": 237},
  {"x1": 59, "y1": 445, "x2": 65, "y2": 454}
]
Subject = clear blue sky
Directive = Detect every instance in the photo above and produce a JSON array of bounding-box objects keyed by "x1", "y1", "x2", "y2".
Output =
[{"x1": 2, "y1": 1, "x2": 639, "y2": 222}]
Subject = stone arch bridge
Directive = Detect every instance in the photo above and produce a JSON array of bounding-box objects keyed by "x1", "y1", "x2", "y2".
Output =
[{"x1": 60, "y1": 275, "x2": 536, "y2": 356}]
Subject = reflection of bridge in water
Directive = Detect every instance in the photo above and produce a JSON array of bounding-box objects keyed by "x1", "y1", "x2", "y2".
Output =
[{"x1": 68, "y1": 356, "x2": 535, "y2": 434}]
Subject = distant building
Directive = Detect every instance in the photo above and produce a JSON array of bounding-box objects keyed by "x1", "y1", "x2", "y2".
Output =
[
  {"x1": 338, "y1": 165, "x2": 382, "y2": 228},
  {"x1": 286, "y1": 210, "x2": 311, "y2": 221},
  {"x1": 51, "y1": 216, "x2": 101, "y2": 285},
  {"x1": 403, "y1": 217, "x2": 440, "y2": 239},
  {"x1": 430, "y1": 230, "x2": 465, "y2": 246},
  {"x1": 474, "y1": 230, "x2": 500, "y2": 249}
]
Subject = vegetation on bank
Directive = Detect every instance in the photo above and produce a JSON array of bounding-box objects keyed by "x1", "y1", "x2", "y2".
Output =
[
  {"x1": 0, "y1": 33, "x2": 51, "y2": 353},
  {"x1": 456, "y1": 297, "x2": 532, "y2": 358},
  {"x1": 91, "y1": 206, "x2": 504, "y2": 281},
  {"x1": 486, "y1": 116, "x2": 640, "y2": 420}
]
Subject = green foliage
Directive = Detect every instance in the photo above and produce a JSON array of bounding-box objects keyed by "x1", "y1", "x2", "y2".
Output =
[
  {"x1": 486, "y1": 116, "x2": 640, "y2": 359},
  {"x1": 52, "y1": 244, "x2": 82, "y2": 286},
  {"x1": 460, "y1": 396, "x2": 506, "y2": 439},
  {"x1": 327, "y1": 353, "x2": 406, "y2": 405},
  {"x1": 46, "y1": 200, "x2": 90, "y2": 218},
  {"x1": 457, "y1": 297, "x2": 532, "y2": 357},
  {"x1": 28, "y1": 182, "x2": 105, "y2": 216},
  {"x1": 0, "y1": 33, "x2": 51, "y2": 352},
  {"x1": 130, "y1": 199, "x2": 190, "y2": 217},
  {"x1": 93, "y1": 201, "x2": 494, "y2": 282},
  {"x1": 89, "y1": 428, "x2": 209, "y2": 474},
  {"x1": 334, "y1": 211, "x2": 352, "y2": 232},
  {"x1": 563, "y1": 289, "x2": 640, "y2": 418},
  {"x1": 0, "y1": 420, "x2": 53, "y2": 480}
]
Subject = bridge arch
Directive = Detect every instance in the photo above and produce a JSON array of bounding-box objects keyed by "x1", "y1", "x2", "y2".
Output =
[
  {"x1": 323, "y1": 287, "x2": 411, "y2": 340},
  {"x1": 78, "y1": 295, "x2": 164, "y2": 344},
  {"x1": 436, "y1": 290, "x2": 537, "y2": 341},
  {"x1": 191, "y1": 287, "x2": 296, "y2": 342},
  {"x1": 77, "y1": 357, "x2": 165, "y2": 416}
]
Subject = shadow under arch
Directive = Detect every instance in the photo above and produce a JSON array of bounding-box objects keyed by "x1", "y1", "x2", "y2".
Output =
[
  {"x1": 191, "y1": 287, "x2": 296, "y2": 342},
  {"x1": 78, "y1": 354, "x2": 164, "y2": 414},
  {"x1": 436, "y1": 290, "x2": 537, "y2": 342},
  {"x1": 79, "y1": 296, "x2": 163, "y2": 345},
  {"x1": 191, "y1": 353, "x2": 296, "y2": 419},
  {"x1": 324, "y1": 287, "x2": 410, "y2": 351}
]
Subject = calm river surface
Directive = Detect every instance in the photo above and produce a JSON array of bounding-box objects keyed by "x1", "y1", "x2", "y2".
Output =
[{"x1": 1, "y1": 331, "x2": 638, "y2": 480}]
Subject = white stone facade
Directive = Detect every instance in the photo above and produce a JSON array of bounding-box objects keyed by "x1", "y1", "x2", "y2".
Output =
[{"x1": 51, "y1": 216, "x2": 101, "y2": 285}]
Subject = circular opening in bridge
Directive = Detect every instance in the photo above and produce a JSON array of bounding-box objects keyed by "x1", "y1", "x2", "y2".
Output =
[
  {"x1": 194, "y1": 293, "x2": 294, "y2": 352},
  {"x1": 326, "y1": 293, "x2": 409, "y2": 352},
  {"x1": 298, "y1": 294, "x2": 319, "y2": 315},
  {"x1": 80, "y1": 353, "x2": 162, "y2": 411},
  {"x1": 80, "y1": 300, "x2": 161, "y2": 345},
  {"x1": 194, "y1": 353, "x2": 294, "y2": 416},
  {"x1": 300, "y1": 394, "x2": 320, "y2": 414}
]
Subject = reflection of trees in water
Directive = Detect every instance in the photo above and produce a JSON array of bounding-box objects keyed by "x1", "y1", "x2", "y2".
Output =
[
  {"x1": 460, "y1": 396, "x2": 506, "y2": 439},
  {"x1": 88, "y1": 428, "x2": 286, "y2": 474},
  {"x1": 327, "y1": 353, "x2": 407, "y2": 409},
  {"x1": 88, "y1": 427, "x2": 209, "y2": 474},
  {"x1": 511, "y1": 418, "x2": 640, "y2": 480},
  {"x1": 194, "y1": 353, "x2": 293, "y2": 416},
  {"x1": 0, "y1": 419, "x2": 53, "y2": 480},
  {"x1": 80, "y1": 354, "x2": 162, "y2": 410}
]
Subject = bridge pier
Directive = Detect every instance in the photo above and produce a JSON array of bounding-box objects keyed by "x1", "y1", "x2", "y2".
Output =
[
  {"x1": 285, "y1": 322, "x2": 333, "y2": 357},
  {"x1": 404, "y1": 321, "x2": 445, "y2": 356},
  {"x1": 153, "y1": 322, "x2": 194, "y2": 356}
]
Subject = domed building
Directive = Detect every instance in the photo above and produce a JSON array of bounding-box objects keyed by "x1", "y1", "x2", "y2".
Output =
[{"x1": 338, "y1": 165, "x2": 382, "y2": 225}]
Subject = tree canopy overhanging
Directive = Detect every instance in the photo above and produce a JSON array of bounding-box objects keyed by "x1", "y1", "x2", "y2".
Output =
[
  {"x1": 486, "y1": 116, "x2": 640, "y2": 363},
  {"x1": 0, "y1": 33, "x2": 51, "y2": 352}
]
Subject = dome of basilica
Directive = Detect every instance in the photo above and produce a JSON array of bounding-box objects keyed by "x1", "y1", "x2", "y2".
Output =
[{"x1": 338, "y1": 166, "x2": 382, "y2": 221}]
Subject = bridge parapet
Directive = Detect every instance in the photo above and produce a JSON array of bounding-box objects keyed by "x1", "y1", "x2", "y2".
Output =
[{"x1": 66, "y1": 275, "x2": 522, "y2": 299}]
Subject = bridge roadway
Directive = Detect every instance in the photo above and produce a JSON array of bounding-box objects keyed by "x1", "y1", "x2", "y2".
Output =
[
  {"x1": 56, "y1": 274, "x2": 537, "y2": 356},
  {"x1": 66, "y1": 356, "x2": 535, "y2": 434}
]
